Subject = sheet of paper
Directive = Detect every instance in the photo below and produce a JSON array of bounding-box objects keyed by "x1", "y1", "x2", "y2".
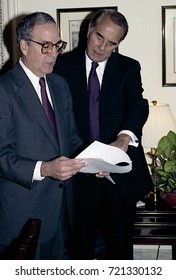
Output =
[{"x1": 76, "y1": 141, "x2": 132, "y2": 174}]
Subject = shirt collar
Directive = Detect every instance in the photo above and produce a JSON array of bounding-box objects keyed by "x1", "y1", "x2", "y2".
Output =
[
  {"x1": 85, "y1": 52, "x2": 107, "y2": 73},
  {"x1": 19, "y1": 58, "x2": 45, "y2": 85}
]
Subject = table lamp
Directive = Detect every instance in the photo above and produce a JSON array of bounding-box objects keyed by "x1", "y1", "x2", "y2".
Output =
[{"x1": 142, "y1": 100, "x2": 176, "y2": 204}]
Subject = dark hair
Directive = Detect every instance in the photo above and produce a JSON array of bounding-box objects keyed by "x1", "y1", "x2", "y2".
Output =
[
  {"x1": 16, "y1": 12, "x2": 56, "y2": 45},
  {"x1": 89, "y1": 9, "x2": 129, "y2": 42}
]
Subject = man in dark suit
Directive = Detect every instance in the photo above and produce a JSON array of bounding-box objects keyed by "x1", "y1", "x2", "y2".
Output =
[
  {"x1": 54, "y1": 9, "x2": 153, "y2": 260},
  {"x1": 0, "y1": 12, "x2": 88, "y2": 259}
]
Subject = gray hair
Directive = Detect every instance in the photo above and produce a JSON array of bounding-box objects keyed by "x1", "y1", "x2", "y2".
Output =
[
  {"x1": 89, "y1": 9, "x2": 129, "y2": 42},
  {"x1": 16, "y1": 12, "x2": 56, "y2": 45}
]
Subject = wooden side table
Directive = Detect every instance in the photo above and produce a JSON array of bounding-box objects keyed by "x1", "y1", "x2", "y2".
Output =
[{"x1": 133, "y1": 197, "x2": 176, "y2": 259}]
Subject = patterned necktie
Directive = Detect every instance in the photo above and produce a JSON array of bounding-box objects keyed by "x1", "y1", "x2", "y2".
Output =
[
  {"x1": 39, "y1": 77, "x2": 58, "y2": 139},
  {"x1": 88, "y1": 61, "x2": 100, "y2": 141}
]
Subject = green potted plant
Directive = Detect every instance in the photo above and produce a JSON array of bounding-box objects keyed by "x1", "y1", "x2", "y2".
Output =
[{"x1": 150, "y1": 130, "x2": 176, "y2": 207}]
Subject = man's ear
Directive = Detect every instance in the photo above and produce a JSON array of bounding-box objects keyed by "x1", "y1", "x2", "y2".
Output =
[
  {"x1": 20, "y1": 39, "x2": 28, "y2": 55},
  {"x1": 87, "y1": 26, "x2": 92, "y2": 38}
]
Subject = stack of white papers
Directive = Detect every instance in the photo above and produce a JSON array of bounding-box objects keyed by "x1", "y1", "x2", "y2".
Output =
[{"x1": 76, "y1": 141, "x2": 132, "y2": 175}]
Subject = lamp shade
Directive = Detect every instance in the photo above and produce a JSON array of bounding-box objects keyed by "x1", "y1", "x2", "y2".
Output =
[{"x1": 142, "y1": 101, "x2": 176, "y2": 148}]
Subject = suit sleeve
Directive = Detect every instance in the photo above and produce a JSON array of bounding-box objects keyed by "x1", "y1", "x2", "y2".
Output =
[
  {"x1": 0, "y1": 83, "x2": 37, "y2": 188},
  {"x1": 119, "y1": 60, "x2": 149, "y2": 141}
]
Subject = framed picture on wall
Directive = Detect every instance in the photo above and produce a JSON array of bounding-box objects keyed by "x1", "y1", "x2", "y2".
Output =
[
  {"x1": 57, "y1": 7, "x2": 117, "y2": 53},
  {"x1": 162, "y1": 6, "x2": 176, "y2": 86}
]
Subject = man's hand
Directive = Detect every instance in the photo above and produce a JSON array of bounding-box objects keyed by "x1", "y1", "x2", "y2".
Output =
[
  {"x1": 96, "y1": 171, "x2": 110, "y2": 178},
  {"x1": 41, "y1": 156, "x2": 87, "y2": 181},
  {"x1": 110, "y1": 133, "x2": 131, "y2": 152}
]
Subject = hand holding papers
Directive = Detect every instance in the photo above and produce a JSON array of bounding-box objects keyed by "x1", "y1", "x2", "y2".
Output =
[{"x1": 76, "y1": 141, "x2": 132, "y2": 183}]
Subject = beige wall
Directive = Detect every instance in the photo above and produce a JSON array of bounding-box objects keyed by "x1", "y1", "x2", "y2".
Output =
[{"x1": 2, "y1": 0, "x2": 176, "y2": 119}]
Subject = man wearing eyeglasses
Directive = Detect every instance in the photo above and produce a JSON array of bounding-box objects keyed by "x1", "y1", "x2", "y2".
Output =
[
  {"x1": 54, "y1": 9, "x2": 153, "y2": 260},
  {"x1": 0, "y1": 12, "x2": 88, "y2": 259}
]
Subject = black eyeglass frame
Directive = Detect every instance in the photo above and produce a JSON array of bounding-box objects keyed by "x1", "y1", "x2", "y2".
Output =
[{"x1": 28, "y1": 39, "x2": 67, "y2": 54}]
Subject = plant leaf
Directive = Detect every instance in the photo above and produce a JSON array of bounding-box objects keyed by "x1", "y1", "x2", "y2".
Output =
[{"x1": 164, "y1": 160, "x2": 176, "y2": 172}]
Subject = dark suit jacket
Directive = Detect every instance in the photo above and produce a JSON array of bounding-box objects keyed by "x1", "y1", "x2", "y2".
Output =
[
  {"x1": 0, "y1": 62, "x2": 83, "y2": 257},
  {"x1": 54, "y1": 49, "x2": 153, "y2": 203}
]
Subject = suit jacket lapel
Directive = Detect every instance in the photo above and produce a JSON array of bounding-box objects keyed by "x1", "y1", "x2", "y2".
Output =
[
  {"x1": 74, "y1": 53, "x2": 88, "y2": 93},
  {"x1": 13, "y1": 63, "x2": 59, "y2": 150},
  {"x1": 102, "y1": 53, "x2": 121, "y2": 94}
]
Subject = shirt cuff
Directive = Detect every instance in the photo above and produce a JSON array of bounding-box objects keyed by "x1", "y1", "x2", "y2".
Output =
[
  {"x1": 33, "y1": 161, "x2": 45, "y2": 181},
  {"x1": 118, "y1": 130, "x2": 139, "y2": 147}
]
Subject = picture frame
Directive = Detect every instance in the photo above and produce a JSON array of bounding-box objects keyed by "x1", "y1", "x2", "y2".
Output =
[
  {"x1": 57, "y1": 7, "x2": 117, "y2": 52},
  {"x1": 162, "y1": 6, "x2": 176, "y2": 86}
]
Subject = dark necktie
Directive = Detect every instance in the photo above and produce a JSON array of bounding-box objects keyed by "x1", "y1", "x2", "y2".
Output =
[
  {"x1": 88, "y1": 61, "x2": 100, "y2": 141},
  {"x1": 39, "y1": 77, "x2": 58, "y2": 139}
]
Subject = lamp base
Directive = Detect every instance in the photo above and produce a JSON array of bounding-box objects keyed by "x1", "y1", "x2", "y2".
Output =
[{"x1": 146, "y1": 185, "x2": 158, "y2": 210}]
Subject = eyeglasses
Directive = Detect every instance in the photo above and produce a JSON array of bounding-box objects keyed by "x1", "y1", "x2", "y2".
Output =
[{"x1": 28, "y1": 39, "x2": 67, "y2": 54}]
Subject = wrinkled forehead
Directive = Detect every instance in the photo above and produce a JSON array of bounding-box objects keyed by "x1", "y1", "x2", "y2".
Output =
[{"x1": 89, "y1": 16, "x2": 125, "y2": 42}]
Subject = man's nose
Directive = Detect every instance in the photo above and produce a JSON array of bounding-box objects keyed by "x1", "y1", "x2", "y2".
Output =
[
  {"x1": 49, "y1": 47, "x2": 58, "y2": 57},
  {"x1": 99, "y1": 41, "x2": 106, "y2": 50}
]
